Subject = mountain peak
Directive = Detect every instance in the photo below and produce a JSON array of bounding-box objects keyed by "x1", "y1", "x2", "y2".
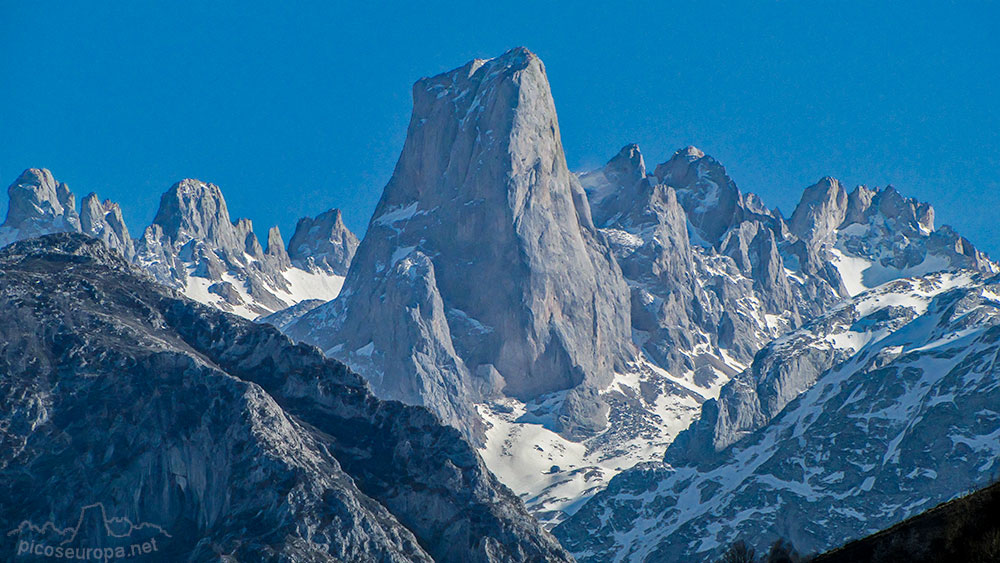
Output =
[
  {"x1": 15, "y1": 167, "x2": 56, "y2": 186},
  {"x1": 789, "y1": 176, "x2": 848, "y2": 245},
  {"x1": 652, "y1": 147, "x2": 744, "y2": 245},
  {"x1": 290, "y1": 47, "x2": 635, "y2": 441},
  {"x1": 1, "y1": 167, "x2": 80, "y2": 244},
  {"x1": 287, "y1": 208, "x2": 358, "y2": 275},
  {"x1": 484, "y1": 46, "x2": 538, "y2": 69},
  {"x1": 265, "y1": 225, "x2": 291, "y2": 270},
  {"x1": 152, "y1": 178, "x2": 236, "y2": 247},
  {"x1": 679, "y1": 145, "x2": 705, "y2": 159},
  {"x1": 607, "y1": 143, "x2": 646, "y2": 182}
]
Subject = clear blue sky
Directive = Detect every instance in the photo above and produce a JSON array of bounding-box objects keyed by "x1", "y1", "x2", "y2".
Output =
[{"x1": 2, "y1": 1, "x2": 998, "y2": 254}]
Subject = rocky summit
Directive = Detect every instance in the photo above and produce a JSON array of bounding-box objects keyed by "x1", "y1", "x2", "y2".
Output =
[
  {"x1": 0, "y1": 233, "x2": 569, "y2": 562},
  {"x1": 287, "y1": 208, "x2": 359, "y2": 276},
  {"x1": 285, "y1": 47, "x2": 636, "y2": 443}
]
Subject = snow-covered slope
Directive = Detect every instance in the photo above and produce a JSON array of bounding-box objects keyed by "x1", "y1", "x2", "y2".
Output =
[
  {"x1": 478, "y1": 356, "x2": 728, "y2": 528},
  {"x1": 555, "y1": 270, "x2": 1000, "y2": 561}
]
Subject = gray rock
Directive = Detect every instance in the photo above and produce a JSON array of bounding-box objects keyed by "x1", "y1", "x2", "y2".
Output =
[
  {"x1": 658, "y1": 180, "x2": 998, "y2": 470},
  {"x1": 582, "y1": 144, "x2": 819, "y2": 381},
  {"x1": 788, "y1": 176, "x2": 848, "y2": 248},
  {"x1": 134, "y1": 178, "x2": 338, "y2": 318},
  {"x1": 151, "y1": 179, "x2": 243, "y2": 250},
  {"x1": 265, "y1": 225, "x2": 291, "y2": 270},
  {"x1": 0, "y1": 168, "x2": 80, "y2": 247},
  {"x1": 287, "y1": 47, "x2": 635, "y2": 442},
  {"x1": 287, "y1": 208, "x2": 359, "y2": 275},
  {"x1": 80, "y1": 192, "x2": 134, "y2": 259},
  {"x1": 653, "y1": 146, "x2": 745, "y2": 246},
  {"x1": 0, "y1": 168, "x2": 355, "y2": 318},
  {"x1": 833, "y1": 184, "x2": 994, "y2": 280}
]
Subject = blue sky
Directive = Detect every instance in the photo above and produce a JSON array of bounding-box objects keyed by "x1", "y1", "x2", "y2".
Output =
[{"x1": 2, "y1": 1, "x2": 998, "y2": 254}]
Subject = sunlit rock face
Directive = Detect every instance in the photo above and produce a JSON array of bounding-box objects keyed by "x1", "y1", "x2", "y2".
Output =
[
  {"x1": 133, "y1": 178, "x2": 351, "y2": 318},
  {"x1": 287, "y1": 47, "x2": 636, "y2": 442},
  {"x1": 287, "y1": 208, "x2": 359, "y2": 276}
]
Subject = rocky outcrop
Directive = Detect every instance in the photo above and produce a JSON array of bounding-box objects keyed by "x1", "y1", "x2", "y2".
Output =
[
  {"x1": 832, "y1": 184, "x2": 988, "y2": 275},
  {"x1": 287, "y1": 208, "x2": 359, "y2": 275},
  {"x1": 0, "y1": 233, "x2": 571, "y2": 563},
  {"x1": 589, "y1": 152, "x2": 1000, "y2": 470},
  {"x1": 287, "y1": 47, "x2": 636, "y2": 442},
  {"x1": 0, "y1": 168, "x2": 81, "y2": 247},
  {"x1": 265, "y1": 225, "x2": 291, "y2": 270},
  {"x1": 135, "y1": 179, "x2": 287, "y2": 316},
  {"x1": 653, "y1": 146, "x2": 746, "y2": 246},
  {"x1": 558, "y1": 141, "x2": 1000, "y2": 535},
  {"x1": 581, "y1": 144, "x2": 827, "y2": 383},
  {"x1": 80, "y1": 192, "x2": 134, "y2": 258},
  {"x1": 788, "y1": 176, "x2": 848, "y2": 248}
]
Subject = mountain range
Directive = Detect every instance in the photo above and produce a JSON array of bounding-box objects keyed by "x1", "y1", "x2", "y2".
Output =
[
  {"x1": 0, "y1": 168, "x2": 358, "y2": 318},
  {"x1": 2, "y1": 46, "x2": 996, "y2": 561}
]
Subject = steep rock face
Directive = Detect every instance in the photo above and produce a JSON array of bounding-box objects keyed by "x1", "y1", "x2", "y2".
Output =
[
  {"x1": 579, "y1": 143, "x2": 647, "y2": 226},
  {"x1": 80, "y1": 192, "x2": 134, "y2": 258},
  {"x1": 652, "y1": 146, "x2": 745, "y2": 246},
  {"x1": 151, "y1": 178, "x2": 242, "y2": 250},
  {"x1": 582, "y1": 144, "x2": 829, "y2": 381},
  {"x1": 788, "y1": 176, "x2": 848, "y2": 247},
  {"x1": 0, "y1": 233, "x2": 570, "y2": 563},
  {"x1": 265, "y1": 225, "x2": 291, "y2": 269},
  {"x1": 287, "y1": 47, "x2": 635, "y2": 441},
  {"x1": 556, "y1": 271, "x2": 1000, "y2": 561},
  {"x1": 287, "y1": 208, "x2": 359, "y2": 275},
  {"x1": 0, "y1": 169, "x2": 79, "y2": 246},
  {"x1": 472, "y1": 144, "x2": 815, "y2": 528}
]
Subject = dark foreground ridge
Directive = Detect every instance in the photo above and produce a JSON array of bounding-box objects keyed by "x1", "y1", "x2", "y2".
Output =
[
  {"x1": 813, "y1": 480, "x2": 1000, "y2": 563},
  {"x1": 0, "y1": 233, "x2": 570, "y2": 562}
]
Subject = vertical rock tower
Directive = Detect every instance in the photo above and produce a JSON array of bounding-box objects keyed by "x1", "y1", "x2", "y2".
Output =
[{"x1": 289, "y1": 47, "x2": 635, "y2": 440}]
